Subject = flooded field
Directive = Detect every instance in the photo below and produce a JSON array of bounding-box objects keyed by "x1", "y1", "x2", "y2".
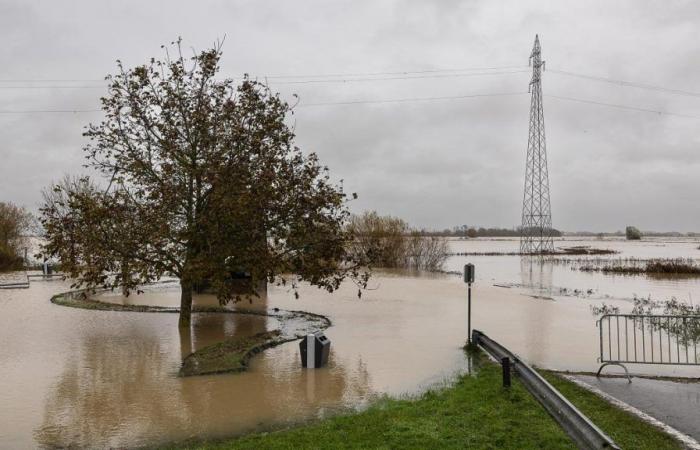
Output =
[
  {"x1": 1, "y1": 236, "x2": 699, "y2": 448},
  {"x1": 447, "y1": 236, "x2": 700, "y2": 303}
]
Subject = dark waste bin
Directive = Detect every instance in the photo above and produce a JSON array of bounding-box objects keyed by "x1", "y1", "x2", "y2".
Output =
[{"x1": 299, "y1": 331, "x2": 330, "y2": 368}]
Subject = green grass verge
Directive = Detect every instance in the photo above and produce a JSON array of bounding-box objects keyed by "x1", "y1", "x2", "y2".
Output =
[
  {"x1": 168, "y1": 353, "x2": 575, "y2": 449},
  {"x1": 179, "y1": 330, "x2": 284, "y2": 376},
  {"x1": 165, "y1": 353, "x2": 684, "y2": 450},
  {"x1": 542, "y1": 371, "x2": 683, "y2": 450}
]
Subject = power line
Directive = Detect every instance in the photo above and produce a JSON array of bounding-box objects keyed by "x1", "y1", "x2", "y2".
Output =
[
  {"x1": 0, "y1": 65, "x2": 527, "y2": 84},
  {"x1": 297, "y1": 91, "x2": 528, "y2": 107},
  {"x1": 271, "y1": 69, "x2": 529, "y2": 85},
  {"x1": 548, "y1": 69, "x2": 700, "y2": 98},
  {"x1": 545, "y1": 94, "x2": 700, "y2": 119},
  {"x1": 264, "y1": 65, "x2": 527, "y2": 79},
  {"x1": 1, "y1": 66, "x2": 698, "y2": 101},
  {"x1": 0, "y1": 79, "x2": 105, "y2": 83},
  {"x1": 0, "y1": 86, "x2": 106, "y2": 89},
  {"x1": 0, "y1": 109, "x2": 101, "y2": 114},
  {"x1": 0, "y1": 92, "x2": 698, "y2": 118},
  {"x1": 0, "y1": 69, "x2": 530, "y2": 89}
]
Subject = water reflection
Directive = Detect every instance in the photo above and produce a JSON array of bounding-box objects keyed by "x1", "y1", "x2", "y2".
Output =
[
  {"x1": 35, "y1": 330, "x2": 187, "y2": 449},
  {"x1": 520, "y1": 256, "x2": 554, "y2": 294},
  {"x1": 33, "y1": 311, "x2": 372, "y2": 448}
]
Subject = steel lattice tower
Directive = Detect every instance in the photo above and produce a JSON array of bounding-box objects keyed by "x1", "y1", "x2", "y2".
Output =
[{"x1": 520, "y1": 34, "x2": 554, "y2": 254}]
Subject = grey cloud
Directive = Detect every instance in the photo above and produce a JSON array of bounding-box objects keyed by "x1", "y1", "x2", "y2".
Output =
[{"x1": 1, "y1": 0, "x2": 699, "y2": 231}]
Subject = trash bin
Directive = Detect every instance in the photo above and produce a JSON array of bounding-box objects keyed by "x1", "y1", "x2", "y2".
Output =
[{"x1": 299, "y1": 331, "x2": 330, "y2": 368}]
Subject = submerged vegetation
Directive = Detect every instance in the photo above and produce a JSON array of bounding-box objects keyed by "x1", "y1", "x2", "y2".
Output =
[
  {"x1": 170, "y1": 352, "x2": 682, "y2": 450},
  {"x1": 578, "y1": 258, "x2": 700, "y2": 276},
  {"x1": 591, "y1": 295, "x2": 700, "y2": 345},
  {"x1": 180, "y1": 330, "x2": 283, "y2": 376},
  {"x1": 450, "y1": 246, "x2": 617, "y2": 257},
  {"x1": 626, "y1": 226, "x2": 642, "y2": 240},
  {"x1": 347, "y1": 211, "x2": 449, "y2": 271}
]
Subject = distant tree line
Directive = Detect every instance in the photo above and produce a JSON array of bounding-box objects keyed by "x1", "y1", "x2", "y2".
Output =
[{"x1": 419, "y1": 225, "x2": 562, "y2": 238}]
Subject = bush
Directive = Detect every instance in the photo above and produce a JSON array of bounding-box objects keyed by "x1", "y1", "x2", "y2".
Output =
[
  {"x1": 0, "y1": 246, "x2": 24, "y2": 271},
  {"x1": 0, "y1": 202, "x2": 33, "y2": 271},
  {"x1": 625, "y1": 226, "x2": 642, "y2": 240},
  {"x1": 347, "y1": 211, "x2": 449, "y2": 271}
]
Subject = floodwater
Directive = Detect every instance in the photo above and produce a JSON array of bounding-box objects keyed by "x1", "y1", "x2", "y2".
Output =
[
  {"x1": 446, "y1": 236, "x2": 700, "y2": 302},
  {"x1": 1, "y1": 236, "x2": 699, "y2": 448}
]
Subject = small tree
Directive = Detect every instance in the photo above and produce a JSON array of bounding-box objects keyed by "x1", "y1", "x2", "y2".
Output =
[
  {"x1": 40, "y1": 39, "x2": 368, "y2": 327},
  {"x1": 625, "y1": 226, "x2": 642, "y2": 240},
  {"x1": 0, "y1": 202, "x2": 33, "y2": 271}
]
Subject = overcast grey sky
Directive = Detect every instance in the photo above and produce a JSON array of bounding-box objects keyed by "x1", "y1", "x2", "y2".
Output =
[{"x1": 1, "y1": 0, "x2": 699, "y2": 231}]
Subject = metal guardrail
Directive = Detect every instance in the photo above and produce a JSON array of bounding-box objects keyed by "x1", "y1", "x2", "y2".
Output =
[
  {"x1": 472, "y1": 329, "x2": 620, "y2": 450},
  {"x1": 597, "y1": 314, "x2": 700, "y2": 381}
]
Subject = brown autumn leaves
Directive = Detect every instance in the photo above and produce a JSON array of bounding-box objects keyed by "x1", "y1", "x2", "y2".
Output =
[{"x1": 39, "y1": 39, "x2": 370, "y2": 326}]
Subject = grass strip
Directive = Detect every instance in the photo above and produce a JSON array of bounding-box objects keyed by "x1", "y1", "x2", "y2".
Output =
[
  {"x1": 541, "y1": 371, "x2": 683, "y2": 450},
  {"x1": 168, "y1": 353, "x2": 575, "y2": 449},
  {"x1": 164, "y1": 353, "x2": 685, "y2": 450},
  {"x1": 179, "y1": 330, "x2": 284, "y2": 376}
]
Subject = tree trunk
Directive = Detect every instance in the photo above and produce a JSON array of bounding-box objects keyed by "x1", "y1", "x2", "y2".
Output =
[{"x1": 179, "y1": 280, "x2": 193, "y2": 328}]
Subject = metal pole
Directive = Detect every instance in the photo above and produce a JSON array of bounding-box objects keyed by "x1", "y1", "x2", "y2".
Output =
[
  {"x1": 501, "y1": 357, "x2": 511, "y2": 388},
  {"x1": 467, "y1": 283, "x2": 472, "y2": 344}
]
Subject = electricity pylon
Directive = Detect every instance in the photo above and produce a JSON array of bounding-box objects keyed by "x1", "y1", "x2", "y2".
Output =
[{"x1": 520, "y1": 34, "x2": 554, "y2": 254}]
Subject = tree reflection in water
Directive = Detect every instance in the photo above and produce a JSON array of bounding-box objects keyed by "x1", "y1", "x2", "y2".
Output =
[{"x1": 35, "y1": 313, "x2": 372, "y2": 448}]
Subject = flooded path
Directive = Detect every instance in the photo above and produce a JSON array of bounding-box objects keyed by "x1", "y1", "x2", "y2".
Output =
[
  {"x1": 1, "y1": 237, "x2": 699, "y2": 448},
  {"x1": 1, "y1": 273, "x2": 474, "y2": 448}
]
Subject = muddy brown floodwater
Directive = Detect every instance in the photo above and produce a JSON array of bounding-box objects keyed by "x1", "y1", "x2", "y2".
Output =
[
  {"x1": 1, "y1": 272, "x2": 476, "y2": 449},
  {"x1": 2, "y1": 237, "x2": 700, "y2": 448}
]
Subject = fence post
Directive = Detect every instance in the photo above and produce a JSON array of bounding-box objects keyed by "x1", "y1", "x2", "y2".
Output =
[{"x1": 501, "y1": 357, "x2": 511, "y2": 388}]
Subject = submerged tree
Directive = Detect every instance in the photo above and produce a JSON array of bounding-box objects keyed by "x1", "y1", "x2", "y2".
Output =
[
  {"x1": 40, "y1": 39, "x2": 368, "y2": 327},
  {"x1": 625, "y1": 226, "x2": 642, "y2": 240},
  {"x1": 346, "y1": 211, "x2": 448, "y2": 271}
]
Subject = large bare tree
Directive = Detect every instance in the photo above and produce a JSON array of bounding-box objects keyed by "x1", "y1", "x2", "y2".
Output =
[{"x1": 41, "y1": 39, "x2": 368, "y2": 327}]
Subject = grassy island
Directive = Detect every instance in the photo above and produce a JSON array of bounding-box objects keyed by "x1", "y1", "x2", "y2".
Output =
[{"x1": 180, "y1": 330, "x2": 284, "y2": 376}]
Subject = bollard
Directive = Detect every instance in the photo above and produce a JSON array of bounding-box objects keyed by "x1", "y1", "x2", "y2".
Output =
[{"x1": 501, "y1": 357, "x2": 511, "y2": 388}]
